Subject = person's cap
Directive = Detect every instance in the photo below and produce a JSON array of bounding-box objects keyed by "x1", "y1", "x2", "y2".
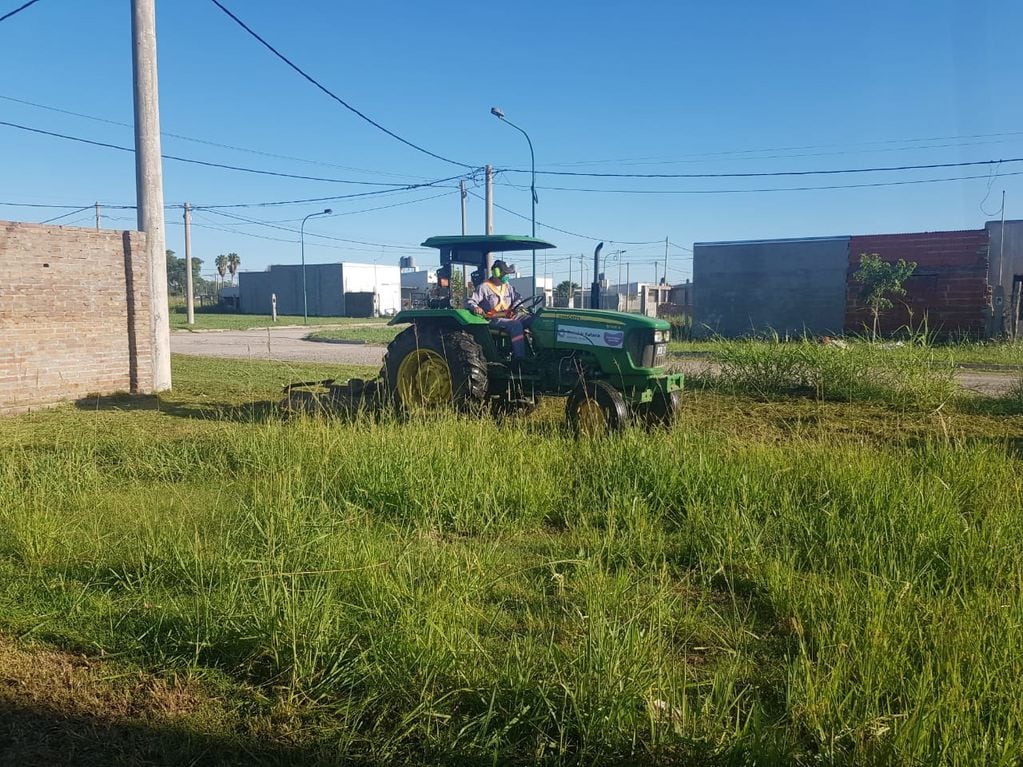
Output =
[{"x1": 492, "y1": 260, "x2": 515, "y2": 274}]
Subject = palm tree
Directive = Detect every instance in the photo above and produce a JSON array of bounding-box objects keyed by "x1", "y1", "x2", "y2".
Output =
[
  {"x1": 226, "y1": 253, "x2": 241, "y2": 286},
  {"x1": 214, "y1": 254, "x2": 228, "y2": 289}
]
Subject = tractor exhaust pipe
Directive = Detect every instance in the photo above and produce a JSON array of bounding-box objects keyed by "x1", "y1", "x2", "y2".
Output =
[{"x1": 591, "y1": 242, "x2": 603, "y2": 309}]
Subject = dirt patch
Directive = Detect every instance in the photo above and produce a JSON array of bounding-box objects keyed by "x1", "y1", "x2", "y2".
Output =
[{"x1": 0, "y1": 635, "x2": 310, "y2": 766}]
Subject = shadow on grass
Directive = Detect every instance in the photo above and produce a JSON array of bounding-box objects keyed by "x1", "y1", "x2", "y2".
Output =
[
  {"x1": 74, "y1": 393, "x2": 283, "y2": 424},
  {"x1": 0, "y1": 700, "x2": 323, "y2": 767}
]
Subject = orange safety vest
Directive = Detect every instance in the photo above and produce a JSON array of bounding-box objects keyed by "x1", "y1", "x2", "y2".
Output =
[{"x1": 483, "y1": 281, "x2": 512, "y2": 318}]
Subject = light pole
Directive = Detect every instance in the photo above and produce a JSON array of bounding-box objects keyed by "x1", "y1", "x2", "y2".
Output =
[
  {"x1": 301, "y1": 208, "x2": 332, "y2": 324},
  {"x1": 491, "y1": 106, "x2": 537, "y2": 297}
]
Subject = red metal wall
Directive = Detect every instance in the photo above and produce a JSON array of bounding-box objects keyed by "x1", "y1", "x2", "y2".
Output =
[{"x1": 845, "y1": 230, "x2": 990, "y2": 337}]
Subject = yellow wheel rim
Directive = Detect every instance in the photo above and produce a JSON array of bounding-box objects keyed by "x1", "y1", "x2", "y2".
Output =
[
  {"x1": 396, "y1": 349, "x2": 452, "y2": 408},
  {"x1": 575, "y1": 399, "x2": 607, "y2": 435}
]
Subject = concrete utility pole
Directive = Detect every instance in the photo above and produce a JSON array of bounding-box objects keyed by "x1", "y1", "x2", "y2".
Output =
[
  {"x1": 485, "y1": 165, "x2": 494, "y2": 235},
  {"x1": 459, "y1": 179, "x2": 467, "y2": 235},
  {"x1": 663, "y1": 236, "x2": 669, "y2": 285},
  {"x1": 132, "y1": 0, "x2": 171, "y2": 391},
  {"x1": 94, "y1": 202, "x2": 101, "y2": 230},
  {"x1": 625, "y1": 263, "x2": 630, "y2": 312},
  {"x1": 183, "y1": 202, "x2": 194, "y2": 326}
]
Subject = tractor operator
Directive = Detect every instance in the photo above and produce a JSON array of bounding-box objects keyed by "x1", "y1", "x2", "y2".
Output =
[{"x1": 467, "y1": 260, "x2": 533, "y2": 360}]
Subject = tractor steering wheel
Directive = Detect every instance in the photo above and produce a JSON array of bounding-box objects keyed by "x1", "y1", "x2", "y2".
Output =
[{"x1": 509, "y1": 293, "x2": 546, "y2": 317}]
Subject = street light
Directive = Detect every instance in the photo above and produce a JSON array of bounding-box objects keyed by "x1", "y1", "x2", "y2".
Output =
[
  {"x1": 491, "y1": 106, "x2": 538, "y2": 297},
  {"x1": 300, "y1": 208, "x2": 332, "y2": 325}
]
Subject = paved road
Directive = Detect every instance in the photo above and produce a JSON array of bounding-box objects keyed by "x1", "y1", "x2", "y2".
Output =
[
  {"x1": 171, "y1": 327, "x2": 386, "y2": 367},
  {"x1": 171, "y1": 327, "x2": 1019, "y2": 396}
]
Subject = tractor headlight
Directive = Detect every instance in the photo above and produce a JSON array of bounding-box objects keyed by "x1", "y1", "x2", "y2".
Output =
[{"x1": 653, "y1": 330, "x2": 667, "y2": 343}]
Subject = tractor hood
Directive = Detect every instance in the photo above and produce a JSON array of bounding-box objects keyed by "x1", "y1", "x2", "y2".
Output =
[{"x1": 537, "y1": 308, "x2": 668, "y2": 330}]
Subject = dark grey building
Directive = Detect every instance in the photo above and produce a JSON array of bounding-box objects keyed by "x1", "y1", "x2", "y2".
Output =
[{"x1": 693, "y1": 236, "x2": 850, "y2": 338}]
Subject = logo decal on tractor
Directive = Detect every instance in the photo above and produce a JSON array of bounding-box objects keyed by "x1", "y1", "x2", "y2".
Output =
[
  {"x1": 603, "y1": 331, "x2": 624, "y2": 347},
  {"x1": 557, "y1": 324, "x2": 626, "y2": 348}
]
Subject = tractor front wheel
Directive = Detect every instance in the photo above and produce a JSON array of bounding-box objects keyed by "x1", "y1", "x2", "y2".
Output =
[
  {"x1": 639, "y1": 389, "x2": 682, "y2": 429},
  {"x1": 566, "y1": 381, "x2": 629, "y2": 437}
]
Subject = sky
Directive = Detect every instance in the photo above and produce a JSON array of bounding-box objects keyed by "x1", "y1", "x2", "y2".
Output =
[{"x1": 1, "y1": 0, "x2": 1022, "y2": 286}]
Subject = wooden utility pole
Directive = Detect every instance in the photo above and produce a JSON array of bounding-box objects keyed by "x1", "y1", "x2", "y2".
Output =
[
  {"x1": 94, "y1": 202, "x2": 101, "y2": 230},
  {"x1": 484, "y1": 165, "x2": 494, "y2": 234},
  {"x1": 183, "y1": 202, "x2": 194, "y2": 325},
  {"x1": 459, "y1": 179, "x2": 467, "y2": 235},
  {"x1": 132, "y1": 0, "x2": 171, "y2": 391}
]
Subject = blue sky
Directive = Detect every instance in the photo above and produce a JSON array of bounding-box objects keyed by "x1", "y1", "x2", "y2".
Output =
[{"x1": 1, "y1": 0, "x2": 1021, "y2": 285}]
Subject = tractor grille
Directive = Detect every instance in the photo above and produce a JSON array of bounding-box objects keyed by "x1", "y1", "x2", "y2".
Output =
[{"x1": 638, "y1": 342, "x2": 668, "y2": 368}]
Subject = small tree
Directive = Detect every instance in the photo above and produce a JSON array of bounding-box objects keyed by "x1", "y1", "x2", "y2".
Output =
[
  {"x1": 214, "y1": 254, "x2": 228, "y2": 289},
  {"x1": 226, "y1": 253, "x2": 241, "y2": 286},
  {"x1": 555, "y1": 280, "x2": 580, "y2": 304},
  {"x1": 853, "y1": 252, "x2": 917, "y2": 339}
]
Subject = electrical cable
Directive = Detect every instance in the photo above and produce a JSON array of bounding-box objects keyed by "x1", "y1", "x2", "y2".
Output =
[
  {"x1": 0, "y1": 93, "x2": 437, "y2": 180},
  {"x1": 538, "y1": 130, "x2": 1023, "y2": 167},
  {"x1": 208, "y1": 0, "x2": 475, "y2": 169},
  {"x1": 0, "y1": 119, "x2": 463, "y2": 187},
  {"x1": 39, "y1": 205, "x2": 93, "y2": 224},
  {"x1": 467, "y1": 189, "x2": 667, "y2": 245},
  {"x1": 194, "y1": 176, "x2": 464, "y2": 209},
  {"x1": 501, "y1": 156, "x2": 1023, "y2": 180},
  {"x1": 503, "y1": 170, "x2": 1023, "y2": 195},
  {"x1": 200, "y1": 207, "x2": 429, "y2": 249},
  {"x1": 0, "y1": 0, "x2": 42, "y2": 24}
]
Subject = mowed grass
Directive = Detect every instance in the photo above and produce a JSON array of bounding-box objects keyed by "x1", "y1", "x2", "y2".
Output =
[
  {"x1": 306, "y1": 324, "x2": 402, "y2": 345},
  {"x1": 2, "y1": 355, "x2": 1023, "y2": 764}
]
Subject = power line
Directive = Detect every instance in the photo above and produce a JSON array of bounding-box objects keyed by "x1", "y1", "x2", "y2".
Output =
[
  {"x1": 0, "y1": 93, "x2": 433, "y2": 180},
  {"x1": 195, "y1": 175, "x2": 464, "y2": 209},
  {"x1": 540, "y1": 131, "x2": 1023, "y2": 168},
  {"x1": 201, "y1": 208, "x2": 427, "y2": 249},
  {"x1": 0, "y1": 118, "x2": 461, "y2": 187},
  {"x1": 208, "y1": 0, "x2": 474, "y2": 169},
  {"x1": 0, "y1": 0, "x2": 42, "y2": 24},
  {"x1": 501, "y1": 156, "x2": 1023, "y2": 180},
  {"x1": 468, "y1": 189, "x2": 667, "y2": 245},
  {"x1": 39, "y1": 205, "x2": 92, "y2": 224},
  {"x1": 503, "y1": 170, "x2": 1023, "y2": 195}
]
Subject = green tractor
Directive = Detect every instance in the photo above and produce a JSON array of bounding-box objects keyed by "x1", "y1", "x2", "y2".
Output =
[{"x1": 378, "y1": 235, "x2": 683, "y2": 436}]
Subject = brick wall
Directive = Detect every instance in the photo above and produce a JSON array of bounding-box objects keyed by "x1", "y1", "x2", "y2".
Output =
[
  {"x1": 845, "y1": 230, "x2": 990, "y2": 337},
  {"x1": 1, "y1": 221, "x2": 152, "y2": 415}
]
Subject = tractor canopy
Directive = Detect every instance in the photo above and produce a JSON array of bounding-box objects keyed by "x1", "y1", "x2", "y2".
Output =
[{"x1": 421, "y1": 235, "x2": 556, "y2": 271}]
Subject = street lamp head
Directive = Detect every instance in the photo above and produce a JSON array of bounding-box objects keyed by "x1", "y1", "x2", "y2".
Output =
[{"x1": 490, "y1": 106, "x2": 505, "y2": 119}]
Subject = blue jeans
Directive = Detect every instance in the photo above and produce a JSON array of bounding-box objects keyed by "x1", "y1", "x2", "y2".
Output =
[{"x1": 490, "y1": 315, "x2": 535, "y2": 359}]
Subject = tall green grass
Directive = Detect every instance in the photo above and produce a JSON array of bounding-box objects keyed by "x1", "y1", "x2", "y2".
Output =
[
  {"x1": 709, "y1": 336, "x2": 960, "y2": 409},
  {"x1": 3, "y1": 402, "x2": 1023, "y2": 764}
]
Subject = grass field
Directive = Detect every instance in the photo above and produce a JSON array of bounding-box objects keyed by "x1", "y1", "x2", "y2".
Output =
[
  {"x1": 170, "y1": 305, "x2": 389, "y2": 331},
  {"x1": 2, "y1": 354, "x2": 1023, "y2": 765}
]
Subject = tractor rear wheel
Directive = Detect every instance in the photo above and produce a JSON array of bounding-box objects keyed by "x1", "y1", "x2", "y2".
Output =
[
  {"x1": 566, "y1": 380, "x2": 629, "y2": 437},
  {"x1": 640, "y1": 389, "x2": 682, "y2": 429},
  {"x1": 384, "y1": 325, "x2": 488, "y2": 413}
]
